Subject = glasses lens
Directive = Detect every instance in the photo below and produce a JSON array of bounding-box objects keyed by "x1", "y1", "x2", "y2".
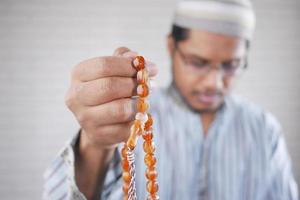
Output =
[
  {"x1": 221, "y1": 60, "x2": 244, "y2": 76},
  {"x1": 188, "y1": 59, "x2": 209, "y2": 69}
]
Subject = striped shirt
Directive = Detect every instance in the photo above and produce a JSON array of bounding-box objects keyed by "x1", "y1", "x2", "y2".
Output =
[{"x1": 43, "y1": 84, "x2": 299, "y2": 200}]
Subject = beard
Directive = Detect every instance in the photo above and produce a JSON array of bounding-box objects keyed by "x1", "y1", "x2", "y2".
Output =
[{"x1": 173, "y1": 81, "x2": 225, "y2": 114}]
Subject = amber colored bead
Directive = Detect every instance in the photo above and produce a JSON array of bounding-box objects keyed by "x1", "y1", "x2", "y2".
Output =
[
  {"x1": 123, "y1": 195, "x2": 128, "y2": 200},
  {"x1": 144, "y1": 113, "x2": 153, "y2": 131},
  {"x1": 136, "y1": 98, "x2": 150, "y2": 113},
  {"x1": 146, "y1": 180, "x2": 159, "y2": 194},
  {"x1": 147, "y1": 194, "x2": 160, "y2": 200},
  {"x1": 142, "y1": 132, "x2": 153, "y2": 141},
  {"x1": 121, "y1": 145, "x2": 128, "y2": 158},
  {"x1": 133, "y1": 56, "x2": 145, "y2": 70},
  {"x1": 127, "y1": 138, "x2": 136, "y2": 150},
  {"x1": 121, "y1": 159, "x2": 130, "y2": 171},
  {"x1": 137, "y1": 69, "x2": 149, "y2": 84},
  {"x1": 143, "y1": 140, "x2": 155, "y2": 154},
  {"x1": 122, "y1": 183, "x2": 129, "y2": 194},
  {"x1": 137, "y1": 84, "x2": 149, "y2": 97},
  {"x1": 145, "y1": 167, "x2": 158, "y2": 181},
  {"x1": 122, "y1": 171, "x2": 131, "y2": 183},
  {"x1": 135, "y1": 112, "x2": 148, "y2": 125},
  {"x1": 144, "y1": 153, "x2": 157, "y2": 167},
  {"x1": 126, "y1": 132, "x2": 138, "y2": 150},
  {"x1": 130, "y1": 120, "x2": 142, "y2": 136}
]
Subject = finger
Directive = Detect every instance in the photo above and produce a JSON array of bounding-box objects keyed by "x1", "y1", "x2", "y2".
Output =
[
  {"x1": 81, "y1": 98, "x2": 136, "y2": 126},
  {"x1": 113, "y1": 47, "x2": 131, "y2": 57},
  {"x1": 77, "y1": 77, "x2": 137, "y2": 106},
  {"x1": 122, "y1": 51, "x2": 139, "y2": 59},
  {"x1": 73, "y1": 56, "x2": 136, "y2": 81},
  {"x1": 113, "y1": 47, "x2": 139, "y2": 59},
  {"x1": 73, "y1": 56, "x2": 158, "y2": 82},
  {"x1": 87, "y1": 122, "x2": 132, "y2": 146}
]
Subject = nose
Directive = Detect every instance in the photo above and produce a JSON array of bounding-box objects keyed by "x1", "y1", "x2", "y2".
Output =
[{"x1": 200, "y1": 68, "x2": 223, "y2": 91}]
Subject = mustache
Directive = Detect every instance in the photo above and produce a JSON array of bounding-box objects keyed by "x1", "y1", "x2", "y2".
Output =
[{"x1": 191, "y1": 90, "x2": 223, "y2": 97}]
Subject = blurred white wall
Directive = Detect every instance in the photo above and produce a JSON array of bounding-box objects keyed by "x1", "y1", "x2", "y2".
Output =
[{"x1": 0, "y1": 0, "x2": 299, "y2": 199}]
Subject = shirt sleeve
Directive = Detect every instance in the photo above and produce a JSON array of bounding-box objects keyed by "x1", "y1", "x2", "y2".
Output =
[
  {"x1": 261, "y1": 115, "x2": 299, "y2": 200},
  {"x1": 43, "y1": 131, "x2": 123, "y2": 200}
]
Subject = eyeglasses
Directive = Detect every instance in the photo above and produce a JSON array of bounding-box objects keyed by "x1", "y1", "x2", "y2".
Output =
[{"x1": 175, "y1": 46, "x2": 247, "y2": 77}]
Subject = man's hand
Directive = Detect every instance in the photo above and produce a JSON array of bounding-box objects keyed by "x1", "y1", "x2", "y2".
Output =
[
  {"x1": 65, "y1": 47, "x2": 157, "y2": 149},
  {"x1": 64, "y1": 47, "x2": 158, "y2": 199}
]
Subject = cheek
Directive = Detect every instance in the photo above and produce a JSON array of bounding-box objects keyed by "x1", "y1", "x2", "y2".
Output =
[
  {"x1": 173, "y1": 63, "x2": 197, "y2": 90},
  {"x1": 223, "y1": 76, "x2": 235, "y2": 90}
]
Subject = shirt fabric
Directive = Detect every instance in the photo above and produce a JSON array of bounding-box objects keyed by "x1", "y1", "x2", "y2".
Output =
[{"x1": 43, "y1": 84, "x2": 299, "y2": 200}]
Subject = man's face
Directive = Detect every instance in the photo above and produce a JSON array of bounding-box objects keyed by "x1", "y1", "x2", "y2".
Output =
[{"x1": 168, "y1": 29, "x2": 247, "y2": 113}]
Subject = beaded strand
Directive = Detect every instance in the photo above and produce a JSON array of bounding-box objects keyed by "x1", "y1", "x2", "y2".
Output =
[{"x1": 121, "y1": 56, "x2": 159, "y2": 200}]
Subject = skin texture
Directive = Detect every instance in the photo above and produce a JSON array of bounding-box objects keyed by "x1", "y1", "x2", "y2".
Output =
[{"x1": 167, "y1": 29, "x2": 247, "y2": 133}]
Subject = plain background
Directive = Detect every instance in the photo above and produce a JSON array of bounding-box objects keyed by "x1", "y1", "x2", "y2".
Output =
[{"x1": 0, "y1": 0, "x2": 299, "y2": 199}]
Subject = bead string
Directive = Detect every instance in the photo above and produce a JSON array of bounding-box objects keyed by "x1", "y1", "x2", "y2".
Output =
[
  {"x1": 121, "y1": 56, "x2": 159, "y2": 200},
  {"x1": 127, "y1": 149, "x2": 137, "y2": 200}
]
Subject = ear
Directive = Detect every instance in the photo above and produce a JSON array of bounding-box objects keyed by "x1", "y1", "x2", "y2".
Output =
[{"x1": 166, "y1": 34, "x2": 176, "y2": 58}]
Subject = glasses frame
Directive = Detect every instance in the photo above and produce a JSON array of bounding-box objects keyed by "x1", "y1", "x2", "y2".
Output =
[{"x1": 174, "y1": 44, "x2": 247, "y2": 77}]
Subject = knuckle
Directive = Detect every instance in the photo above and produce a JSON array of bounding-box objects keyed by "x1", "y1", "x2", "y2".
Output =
[
  {"x1": 71, "y1": 61, "x2": 85, "y2": 80},
  {"x1": 115, "y1": 99, "x2": 134, "y2": 121},
  {"x1": 96, "y1": 56, "x2": 113, "y2": 76},
  {"x1": 64, "y1": 84, "x2": 83, "y2": 109},
  {"x1": 64, "y1": 87, "x2": 76, "y2": 109},
  {"x1": 76, "y1": 111, "x2": 89, "y2": 126},
  {"x1": 64, "y1": 92, "x2": 73, "y2": 109},
  {"x1": 99, "y1": 77, "x2": 115, "y2": 93},
  {"x1": 97, "y1": 57, "x2": 108, "y2": 68}
]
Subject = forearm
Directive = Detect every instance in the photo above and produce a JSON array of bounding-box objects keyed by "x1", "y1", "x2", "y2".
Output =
[{"x1": 75, "y1": 130, "x2": 116, "y2": 200}]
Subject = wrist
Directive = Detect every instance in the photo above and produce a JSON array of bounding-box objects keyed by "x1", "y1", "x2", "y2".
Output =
[
  {"x1": 77, "y1": 129, "x2": 116, "y2": 164},
  {"x1": 75, "y1": 129, "x2": 116, "y2": 199}
]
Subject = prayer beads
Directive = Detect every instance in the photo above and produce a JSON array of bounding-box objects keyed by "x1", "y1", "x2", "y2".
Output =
[{"x1": 121, "y1": 56, "x2": 159, "y2": 200}]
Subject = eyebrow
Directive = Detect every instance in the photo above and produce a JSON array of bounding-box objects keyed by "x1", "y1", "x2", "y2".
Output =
[
  {"x1": 188, "y1": 52, "x2": 243, "y2": 63},
  {"x1": 186, "y1": 52, "x2": 210, "y2": 62},
  {"x1": 222, "y1": 58, "x2": 242, "y2": 63}
]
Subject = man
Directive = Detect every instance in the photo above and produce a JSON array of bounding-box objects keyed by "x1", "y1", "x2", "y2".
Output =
[{"x1": 43, "y1": 0, "x2": 298, "y2": 199}]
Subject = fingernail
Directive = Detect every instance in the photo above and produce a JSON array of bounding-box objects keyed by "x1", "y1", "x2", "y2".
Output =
[{"x1": 145, "y1": 61, "x2": 158, "y2": 76}]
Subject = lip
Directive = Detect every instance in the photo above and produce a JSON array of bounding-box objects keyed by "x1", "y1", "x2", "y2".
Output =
[{"x1": 197, "y1": 93, "x2": 219, "y2": 105}]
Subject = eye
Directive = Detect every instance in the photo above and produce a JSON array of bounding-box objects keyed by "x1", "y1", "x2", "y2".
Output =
[
  {"x1": 188, "y1": 58, "x2": 209, "y2": 68},
  {"x1": 222, "y1": 60, "x2": 241, "y2": 72}
]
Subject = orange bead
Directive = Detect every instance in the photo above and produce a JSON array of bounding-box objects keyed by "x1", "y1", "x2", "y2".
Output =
[
  {"x1": 133, "y1": 56, "x2": 145, "y2": 70},
  {"x1": 136, "y1": 98, "x2": 150, "y2": 113},
  {"x1": 142, "y1": 132, "x2": 153, "y2": 141},
  {"x1": 146, "y1": 180, "x2": 159, "y2": 194},
  {"x1": 123, "y1": 195, "x2": 128, "y2": 200},
  {"x1": 145, "y1": 167, "x2": 158, "y2": 181},
  {"x1": 144, "y1": 153, "x2": 157, "y2": 167},
  {"x1": 126, "y1": 133, "x2": 138, "y2": 150},
  {"x1": 121, "y1": 159, "x2": 130, "y2": 171},
  {"x1": 131, "y1": 120, "x2": 142, "y2": 136},
  {"x1": 143, "y1": 140, "x2": 155, "y2": 154},
  {"x1": 127, "y1": 138, "x2": 136, "y2": 150},
  {"x1": 137, "y1": 84, "x2": 149, "y2": 97},
  {"x1": 122, "y1": 171, "x2": 131, "y2": 183},
  {"x1": 121, "y1": 145, "x2": 128, "y2": 158},
  {"x1": 137, "y1": 69, "x2": 149, "y2": 84},
  {"x1": 144, "y1": 113, "x2": 153, "y2": 131},
  {"x1": 123, "y1": 183, "x2": 129, "y2": 194},
  {"x1": 147, "y1": 194, "x2": 160, "y2": 200}
]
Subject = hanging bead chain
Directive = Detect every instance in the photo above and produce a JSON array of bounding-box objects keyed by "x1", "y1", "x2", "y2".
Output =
[{"x1": 121, "y1": 56, "x2": 159, "y2": 200}]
